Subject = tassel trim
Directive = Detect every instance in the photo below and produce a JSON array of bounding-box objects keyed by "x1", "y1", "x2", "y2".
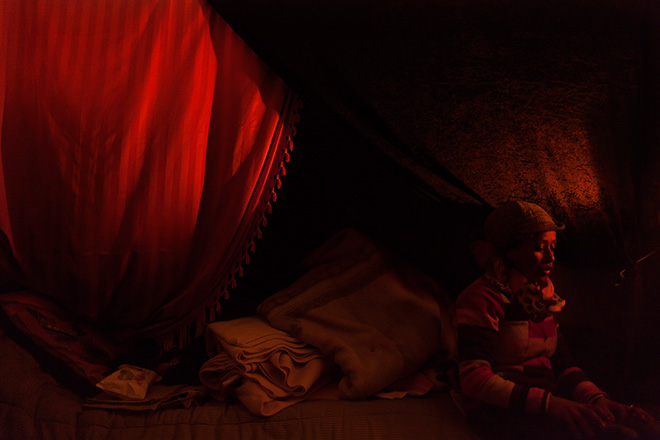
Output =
[{"x1": 158, "y1": 92, "x2": 301, "y2": 351}]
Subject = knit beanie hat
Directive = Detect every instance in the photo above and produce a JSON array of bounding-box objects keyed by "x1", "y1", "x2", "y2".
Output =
[{"x1": 484, "y1": 200, "x2": 564, "y2": 250}]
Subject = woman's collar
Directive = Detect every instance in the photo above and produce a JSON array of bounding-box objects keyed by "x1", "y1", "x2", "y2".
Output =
[{"x1": 507, "y1": 267, "x2": 552, "y2": 292}]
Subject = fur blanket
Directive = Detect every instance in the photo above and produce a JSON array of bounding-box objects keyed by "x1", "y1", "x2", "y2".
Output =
[{"x1": 258, "y1": 228, "x2": 456, "y2": 400}]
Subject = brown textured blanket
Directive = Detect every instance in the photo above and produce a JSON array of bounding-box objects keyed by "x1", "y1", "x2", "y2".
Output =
[{"x1": 258, "y1": 228, "x2": 456, "y2": 400}]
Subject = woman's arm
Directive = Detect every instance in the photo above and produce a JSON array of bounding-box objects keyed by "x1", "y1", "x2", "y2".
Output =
[
  {"x1": 456, "y1": 284, "x2": 551, "y2": 412},
  {"x1": 549, "y1": 326, "x2": 655, "y2": 435},
  {"x1": 457, "y1": 322, "x2": 551, "y2": 412}
]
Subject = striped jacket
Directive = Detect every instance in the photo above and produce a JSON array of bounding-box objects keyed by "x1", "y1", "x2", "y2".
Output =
[{"x1": 455, "y1": 272, "x2": 605, "y2": 413}]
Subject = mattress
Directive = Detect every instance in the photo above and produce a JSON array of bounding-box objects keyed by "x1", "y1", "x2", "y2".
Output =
[{"x1": 0, "y1": 326, "x2": 479, "y2": 440}]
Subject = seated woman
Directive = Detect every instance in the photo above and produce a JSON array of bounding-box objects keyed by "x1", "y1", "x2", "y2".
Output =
[{"x1": 454, "y1": 200, "x2": 656, "y2": 440}]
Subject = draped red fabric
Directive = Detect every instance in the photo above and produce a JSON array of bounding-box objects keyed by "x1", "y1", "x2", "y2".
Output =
[{"x1": 0, "y1": 0, "x2": 299, "y2": 346}]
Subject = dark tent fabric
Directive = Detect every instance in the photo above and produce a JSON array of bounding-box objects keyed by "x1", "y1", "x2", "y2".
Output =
[{"x1": 210, "y1": 0, "x2": 660, "y2": 266}]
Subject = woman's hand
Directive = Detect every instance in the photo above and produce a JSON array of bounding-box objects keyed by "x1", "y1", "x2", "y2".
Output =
[
  {"x1": 547, "y1": 395, "x2": 610, "y2": 439},
  {"x1": 594, "y1": 397, "x2": 655, "y2": 426}
]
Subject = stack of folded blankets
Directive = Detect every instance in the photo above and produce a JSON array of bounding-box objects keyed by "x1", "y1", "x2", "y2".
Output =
[
  {"x1": 199, "y1": 316, "x2": 336, "y2": 416},
  {"x1": 199, "y1": 228, "x2": 457, "y2": 416}
]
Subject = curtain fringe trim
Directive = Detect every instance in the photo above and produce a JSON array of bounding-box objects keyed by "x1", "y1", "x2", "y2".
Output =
[{"x1": 159, "y1": 93, "x2": 301, "y2": 352}]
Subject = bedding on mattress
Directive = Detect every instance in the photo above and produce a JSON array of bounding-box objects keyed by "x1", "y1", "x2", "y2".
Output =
[
  {"x1": 198, "y1": 228, "x2": 457, "y2": 416},
  {"x1": 0, "y1": 228, "x2": 476, "y2": 439},
  {"x1": 0, "y1": 323, "x2": 478, "y2": 440}
]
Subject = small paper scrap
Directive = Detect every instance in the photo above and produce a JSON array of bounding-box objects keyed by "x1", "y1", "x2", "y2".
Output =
[{"x1": 96, "y1": 364, "x2": 162, "y2": 400}]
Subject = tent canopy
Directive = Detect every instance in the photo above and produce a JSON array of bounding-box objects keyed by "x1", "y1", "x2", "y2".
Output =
[{"x1": 211, "y1": 0, "x2": 660, "y2": 266}]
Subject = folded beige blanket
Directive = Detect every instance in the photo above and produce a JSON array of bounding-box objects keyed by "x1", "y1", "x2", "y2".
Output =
[
  {"x1": 258, "y1": 228, "x2": 456, "y2": 400},
  {"x1": 199, "y1": 316, "x2": 335, "y2": 415}
]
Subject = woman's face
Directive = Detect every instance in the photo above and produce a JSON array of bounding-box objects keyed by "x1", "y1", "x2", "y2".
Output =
[{"x1": 506, "y1": 231, "x2": 557, "y2": 283}]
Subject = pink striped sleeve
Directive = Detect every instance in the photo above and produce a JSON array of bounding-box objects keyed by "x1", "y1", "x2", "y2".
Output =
[
  {"x1": 455, "y1": 280, "x2": 505, "y2": 331},
  {"x1": 459, "y1": 359, "x2": 551, "y2": 412}
]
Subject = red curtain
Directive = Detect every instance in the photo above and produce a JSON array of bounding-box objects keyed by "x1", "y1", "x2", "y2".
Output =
[{"x1": 0, "y1": 0, "x2": 299, "y2": 346}]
